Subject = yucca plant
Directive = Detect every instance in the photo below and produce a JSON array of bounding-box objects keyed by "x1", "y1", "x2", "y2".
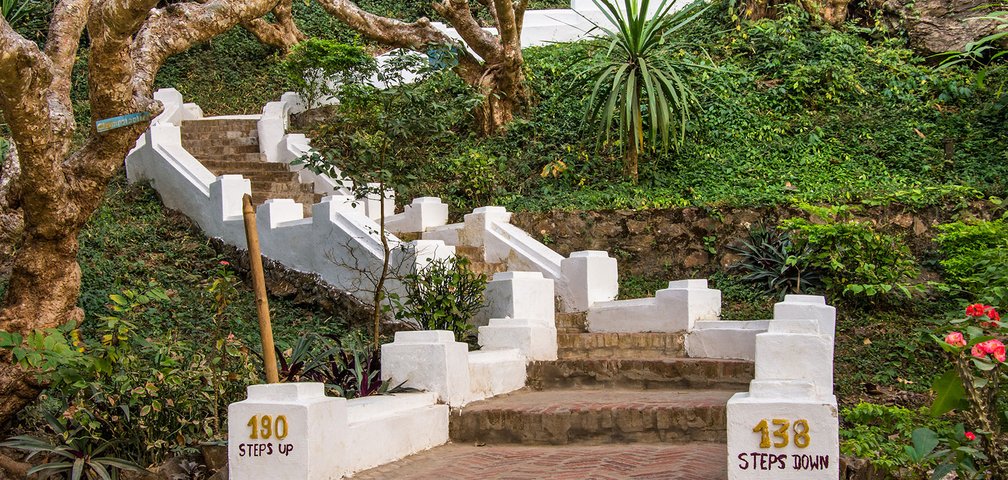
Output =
[{"x1": 583, "y1": 0, "x2": 709, "y2": 183}]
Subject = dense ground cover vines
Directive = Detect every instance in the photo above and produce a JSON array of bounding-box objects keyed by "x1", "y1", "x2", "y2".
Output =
[{"x1": 301, "y1": 5, "x2": 1006, "y2": 214}]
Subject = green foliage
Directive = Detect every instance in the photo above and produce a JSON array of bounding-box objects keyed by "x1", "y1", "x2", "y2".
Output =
[
  {"x1": 440, "y1": 149, "x2": 504, "y2": 212},
  {"x1": 1, "y1": 286, "x2": 260, "y2": 465},
  {"x1": 840, "y1": 402, "x2": 955, "y2": 475},
  {"x1": 934, "y1": 217, "x2": 1008, "y2": 305},
  {"x1": 2, "y1": 413, "x2": 146, "y2": 480},
  {"x1": 938, "y1": 10, "x2": 1008, "y2": 68},
  {"x1": 780, "y1": 203, "x2": 920, "y2": 302},
  {"x1": 728, "y1": 225, "x2": 821, "y2": 298},
  {"x1": 2, "y1": 0, "x2": 51, "y2": 43},
  {"x1": 583, "y1": 0, "x2": 708, "y2": 181},
  {"x1": 392, "y1": 257, "x2": 487, "y2": 343},
  {"x1": 279, "y1": 39, "x2": 375, "y2": 108},
  {"x1": 860, "y1": 185, "x2": 983, "y2": 209},
  {"x1": 271, "y1": 331, "x2": 393, "y2": 399}
]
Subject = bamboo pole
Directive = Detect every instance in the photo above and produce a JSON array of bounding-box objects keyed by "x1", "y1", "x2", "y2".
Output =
[{"x1": 242, "y1": 194, "x2": 280, "y2": 384}]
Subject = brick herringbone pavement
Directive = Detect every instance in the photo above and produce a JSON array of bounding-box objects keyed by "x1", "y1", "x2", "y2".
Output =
[{"x1": 351, "y1": 443, "x2": 727, "y2": 479}]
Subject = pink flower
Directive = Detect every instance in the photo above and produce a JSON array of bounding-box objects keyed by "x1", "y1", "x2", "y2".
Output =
[
  {"x1": 219, "y1": 260, "x2": 230, "y2": 266},
  {"x1": 965, "y1": 431, "x2": 976, "y2": 442},
  {"x1": 973, "y1": 343, "x2": 988, "y2": 359},
  {"x1": 944, "y1": 331, "x2": 967, "y2": 347},
  {"x1": 981, "y1": 339, "x2": 1006, "y2": 362}
]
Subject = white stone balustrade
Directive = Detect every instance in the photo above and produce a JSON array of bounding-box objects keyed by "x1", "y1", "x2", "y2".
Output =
[
  {"x1": 385, "y1": 197, "x2": 450, "y2": 235},
  {"x1": 560, "y1": 250, "x2": 619, "y2": 311},
  {"x1": 687, "y1": 294, "x2": 838, "y2": 361},
  {"x1": 478, "y1": 271, "x2": 559, "y2": 361},
  {"x1": 588, "y1": 279, "x2": 721, "y2": 332},
  {"x1": 364, "y1": 182, "x2": 396, "y2": 221},
  {"x1": 726, "y1": 297, "x2": 839, "y2": 480},
  {"x1": 774, "y1": 295, "x2": 837, "y2": 343},
  {"x1": 381, "y1": 331, "x2": 471, "y2": 406},
  {"x1": 228, "y1": 383, "x2": 345, "y2": 480},
  {"x1": 228, "y1": 383, "x2": 448, "y2": 480},
  {"x1": 259, "y1": 92, "x2": 304, "y2": 163}
]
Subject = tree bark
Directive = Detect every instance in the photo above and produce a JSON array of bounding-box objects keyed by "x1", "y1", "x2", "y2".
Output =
[
  {"x1": 0, "y1": 0, "x2": 284, "y2": 425},
  {"x1": 243, "y1": 0, "x2": 306, "y2": 53},
  {"x1": 317, "y1": 0, "x2": 530, "y2": 134}
]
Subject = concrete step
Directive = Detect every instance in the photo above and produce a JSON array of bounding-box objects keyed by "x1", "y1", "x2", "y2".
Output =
[
  {"x1": 183, "y1": 143, "x2": 261, "y2": 156},
  {"x1": 526, "y1": 358, "x2": 753, "y2": 391},
  {"x1": 180, "y1": 119, "x2": 259, "y2": 133},
  {"x1": 449, "y1": 388, "x2": 733, "y2": 445},
  {"x1": 351, "y1": 443, "x2": 729, "y2": 479},
  {"x1": 558, "y1": 332, "x2": 687, "y2": 360},
  {"x1": 201, "y1": 159, "x2": 289, "y2": 173},
  {"x1": 209, "y1": 171, "x2": 299, "y2": 183},
  {"x1": 250, "y1": 180, "x2": 315, "y2": 195},
  {"x1": 555, "y1": 312, "x2": 587, "y2": 333},
  {"x1": 183, "y1": 135, "x2": 259, "y2": 148}
]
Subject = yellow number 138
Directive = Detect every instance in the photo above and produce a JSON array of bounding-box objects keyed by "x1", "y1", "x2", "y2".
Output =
[{"x1": 753, "y1": 418, "x2": 810, "y2": 449}]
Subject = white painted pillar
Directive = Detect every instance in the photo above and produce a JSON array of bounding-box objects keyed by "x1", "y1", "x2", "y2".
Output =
[
  {"x1": 398, "y1": 197, "x2": 450, "y2": 233},
  {"x1": 381, "y1": 331, "x2": 471, "y2": 406},
  {"x1": 459, "y1": 206, "x2": 512, "y2": 257},
  {"x1": 313, "y1": 194, "x2": 364, "y2": 218},
  {"x1": 655, "y1": 279, "x2": 722, "y2": 331},
  {"x1": 727, "y1": 300, "x2": 839, "y2": 480},
  {"x1": 478, "y1": 271, "x2": 558, "y2": 361},
  {"x1": 228, "y1": 383, "x2": 346, "y2": 480},
  {"x1": 559, "y1": 250, "x2": 618, "y2": 312},
  {"x1": 774, "y1": 295, "x2": 837, "y2": 343},
  {"x1": 364, "y1": 182, "x2": 396, "y2": 221}
]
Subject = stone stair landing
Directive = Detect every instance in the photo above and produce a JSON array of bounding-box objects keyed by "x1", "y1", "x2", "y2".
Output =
[{"x1": 180, "y1": 118, "x2": 322, "y2": 216}]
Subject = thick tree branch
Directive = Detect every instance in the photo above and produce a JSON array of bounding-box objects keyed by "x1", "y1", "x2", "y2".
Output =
[
  {"x1": 131, "y1": 0, "x2": 283, "y2": 94},
  {"x1": 44, "y1": 0, "x2": 91, "y2": 111},
  {"x1": 0, "y1": 19, "x2": 73, "y2": 238},
  {"x1": 316, "y1": 0, "x2": 455, "y2": 50},
  {"x1": 242, "y1": 0, "x2": 305, "y2": 53},
  {"x1": 434, "y1": 0, "x2": 501, "y2": 61},
  {"x1": 492, "y1": 0, "x2": 519, "y2": 50}
]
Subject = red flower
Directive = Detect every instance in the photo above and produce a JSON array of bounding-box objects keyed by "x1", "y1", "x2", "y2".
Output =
[
  {"x1": 967, "y1": 303, "x2": 987, "y2": 317},
  {"x1": 965, "y1": 431, "x2": 976, "y2": 442},
  {"x1": 988, "y1": 308, "x2": 1001, "y2": 323},
  {"x1": 219, "y1": 260, "x2": 230, "y2": 266}
]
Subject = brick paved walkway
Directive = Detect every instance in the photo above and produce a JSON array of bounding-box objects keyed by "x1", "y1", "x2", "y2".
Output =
[{"x1": 350, "y1": 443, "x2": 728, "y2": 479}]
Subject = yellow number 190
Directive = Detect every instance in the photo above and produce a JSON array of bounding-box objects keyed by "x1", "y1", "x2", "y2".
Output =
[{"x1": 247, "y1": 415, "x2": 289, "y2": 440}]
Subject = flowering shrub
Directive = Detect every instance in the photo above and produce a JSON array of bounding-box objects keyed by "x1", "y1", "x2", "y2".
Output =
[{"x1": 928, "y1": 303, "x2": 1008, "y2": 478}]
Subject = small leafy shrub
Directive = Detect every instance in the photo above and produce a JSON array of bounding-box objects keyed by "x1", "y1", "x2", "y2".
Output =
[
  {"x1": 934, "y1": 216, "x2": 1008, "y2": 305},
  {"x1": 840, "y1": 402, "x2": 955, "y2": 476},
  {"x1": 392, "y1": 256, "x2": 487, "y2": 343},
  {"x1": 929, "y1": 303, "x2": 1007, "y2": 478},
  {"x1": 279, "y1": 39, "x2": 375, "y2": 108},
  {"x1": 441, "y1": 149, "x2": 503, "y2": 212},
  {"x1": 271, "y1": 331, "x2": 398, "y2": 399},
  {"x1": 780, "y1": 203, "x2": 920, "y2": 302},
  {"x1": 0, "y1": 281, "x2": 260, "y2": 465},
  {"x1": 728, "y1": 224, "x2": 821, "y2": 298},
  {"x1": 2, "y1": 413, "x2": 145, "y2": 479}
]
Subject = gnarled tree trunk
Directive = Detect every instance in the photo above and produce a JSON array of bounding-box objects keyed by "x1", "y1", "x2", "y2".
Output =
[
  {"x1": 0, "y1": 0, "x2": 284, "y2": 426},
  {"x1": 243, "y1": 0, "x2": 306, "y2": 53},
  {"x1": 316, "y1": 0, "x2": 530, "y2": 134}
]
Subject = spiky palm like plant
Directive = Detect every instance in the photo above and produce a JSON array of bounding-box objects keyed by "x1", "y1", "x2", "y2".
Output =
[{"x1": 584, "y1": 0, "x2": 708, "y2": 183}]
